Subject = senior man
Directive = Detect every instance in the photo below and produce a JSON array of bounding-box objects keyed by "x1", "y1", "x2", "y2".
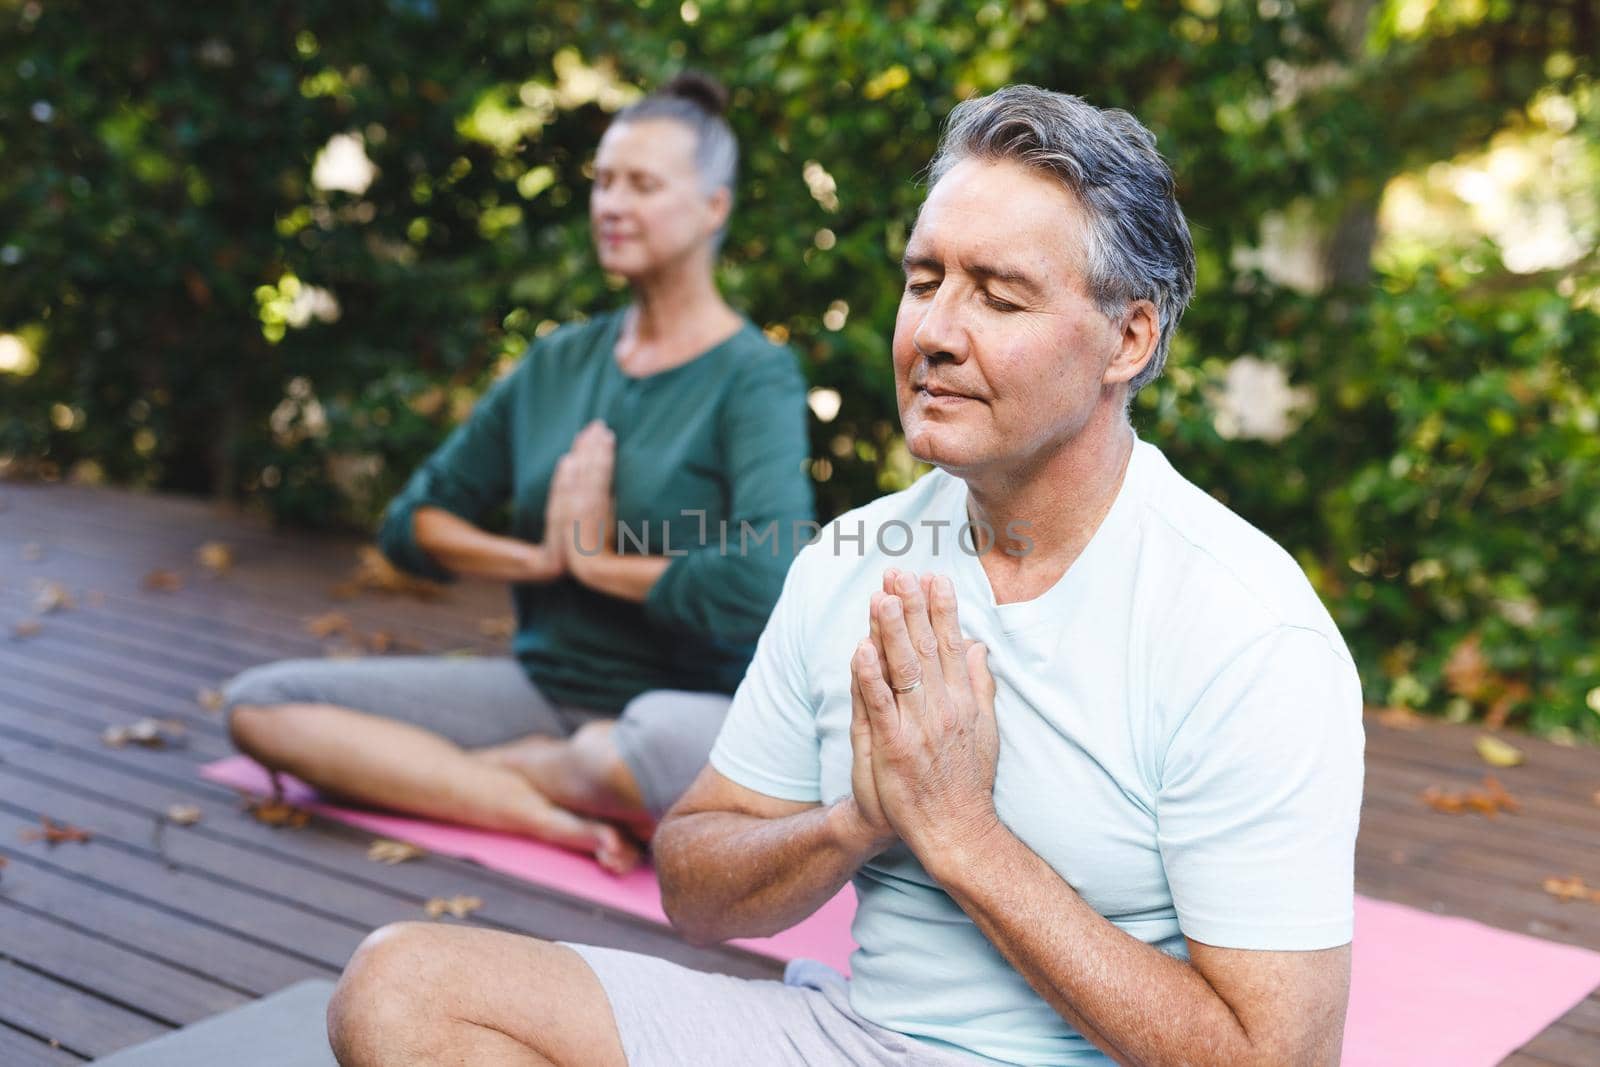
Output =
[{"x1": 327, "y1": 85, "x2": 1364, "y2": 1067}]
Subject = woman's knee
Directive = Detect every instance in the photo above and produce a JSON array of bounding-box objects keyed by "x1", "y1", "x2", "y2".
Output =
[
  {"x1": 569, "y1": 720, "x2": 643, "y2": 807},
  {"x1": 222, "y1": 660, "x2": 320, "y2": 750}
]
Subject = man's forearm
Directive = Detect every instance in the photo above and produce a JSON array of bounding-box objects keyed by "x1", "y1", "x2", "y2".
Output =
[
  {"x1": 929, "y1": 828, "x2": 1270, "y2": 1067},
  {"x1": 654, "y1": 800, "x2": 880, "y2": 945}
]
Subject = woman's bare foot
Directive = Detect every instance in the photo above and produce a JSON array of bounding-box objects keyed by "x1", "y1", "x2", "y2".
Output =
[{"x1": 521, "y1": 797, "x2": 642, "y2": 875}]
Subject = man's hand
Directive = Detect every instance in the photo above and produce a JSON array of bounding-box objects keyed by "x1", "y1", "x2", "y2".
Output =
[
  {"x1": 856, "y1": 568, "x2": 1000, "y2": 862},
  {"x1": 546, "y1": 421, "x2": 616, "y2": 583}
]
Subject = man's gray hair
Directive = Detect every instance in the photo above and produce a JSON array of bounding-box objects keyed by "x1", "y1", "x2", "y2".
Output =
[{"x1": 929, "y1": 85, "x2": 1196, "y2": 392}]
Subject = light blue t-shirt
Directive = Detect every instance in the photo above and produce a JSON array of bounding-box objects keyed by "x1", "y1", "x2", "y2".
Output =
[{"x1": 709, "y1": 439, "x2": 1365, "y2": 1066}]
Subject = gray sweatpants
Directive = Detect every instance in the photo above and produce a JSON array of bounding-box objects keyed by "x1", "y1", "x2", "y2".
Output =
[
  {"x1": 221, "y1": 656, "x2": 729, "y2": 818},
  {"x1": 567, "y1": 944, "x2": 995, "y2": 1066}
]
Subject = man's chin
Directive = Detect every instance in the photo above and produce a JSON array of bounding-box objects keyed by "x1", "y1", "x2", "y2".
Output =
[{"x1": 904, "y1": 428, "x2": 984, "y2": 473}]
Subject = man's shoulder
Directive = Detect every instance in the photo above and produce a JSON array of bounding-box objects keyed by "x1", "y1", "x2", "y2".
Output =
[{"x1": 1132, "y1": 443, "x2": 1348, "y2": 660}]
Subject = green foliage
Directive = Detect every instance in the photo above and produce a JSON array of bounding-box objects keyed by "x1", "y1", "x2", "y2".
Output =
[{"x1": 2, "y1": 0, "x2": 1597, "y2": 736}]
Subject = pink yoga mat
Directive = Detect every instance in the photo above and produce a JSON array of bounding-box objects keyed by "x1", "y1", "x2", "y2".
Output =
[{"x1": 204, "y1": 756, "x2": 1600, "y2": 1064}]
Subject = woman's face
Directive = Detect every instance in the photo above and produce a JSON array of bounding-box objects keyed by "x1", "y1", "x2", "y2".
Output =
[{"x1": 590, "y1": 118, "x2": 728, "y2": 280}]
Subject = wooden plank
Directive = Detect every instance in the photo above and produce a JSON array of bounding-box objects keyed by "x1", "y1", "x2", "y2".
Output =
[
  {"x1": 0, "y1": 852, "x2": 336, "y2": 994},
  {"x1": 1366, "y1": 715, "x2": 1600, "y2": 789},
  {"x1": 1515, "y1": 1023, "x2": 1600, "y2": 1067},
  {"x1": 0, "y1": 903, "x2": 248, "y2": 1025},
  {"x1": 0, "y1": 503, "x2": 502, "y2": 641},
  {"x1": 0, "y1": 958, "x2": 164, "y2": 1061},
  {"x1": 0, "y1": 732, "x2": 784, "y2": 978},
  {"x1": 0, "y1": 779, "x2": 392, "y2": 969},
  {"x1": 0, "y1": 1021, "x2": 85, "y2": 1066},
  {"x1": 0, "y1": 675, "x2": 234, "y2": 759},
  {"x1": 1557, "y1": 993, "x2": 1600, "y2": 1036},
  {"x1": 1355, "y1": 861, "x2": 1600, "y2": 948},
  {"x1": 1366, "y1": 761, "x2": 1600, "y2": 839}
]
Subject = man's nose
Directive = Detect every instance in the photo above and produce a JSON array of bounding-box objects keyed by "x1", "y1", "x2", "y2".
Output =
[{"x1": 912, "y1": 287, "x2": 970, "y2": 363}]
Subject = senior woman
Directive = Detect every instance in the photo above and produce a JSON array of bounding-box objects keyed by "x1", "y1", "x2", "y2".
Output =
[{"x1": 225, "y1": 73, "x2": 813, "y2": 874}]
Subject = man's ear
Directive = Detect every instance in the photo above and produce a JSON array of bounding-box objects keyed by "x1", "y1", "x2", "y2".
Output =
[{"x1": 1103, "y1": 300, "x2": 1159, "y2": 386}]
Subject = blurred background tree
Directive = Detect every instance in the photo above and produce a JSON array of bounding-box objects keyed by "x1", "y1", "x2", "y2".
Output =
[{"x1": 2, "y1": 0, "x2": 1596, "y2": 738}]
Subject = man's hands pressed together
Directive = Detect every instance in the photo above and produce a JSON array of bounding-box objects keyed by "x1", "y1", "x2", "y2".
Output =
[{"x1": 843, "y1": 568, "x2": 1002, "y2": 871}]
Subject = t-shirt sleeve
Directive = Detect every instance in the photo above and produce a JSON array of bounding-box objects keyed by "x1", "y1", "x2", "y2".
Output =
[
  {"x1": 376, "y1": 365, "x2": 520, "y2": 581},
  {"x1": 1156, "y1": 625, "x2": 1365, "y2": 951},
  {"x1": 643, "y1": 347, "x2": 815, "y2": 644},
  {"x1": 707, "y1": 544, "x2": 824, "y2": 803}
]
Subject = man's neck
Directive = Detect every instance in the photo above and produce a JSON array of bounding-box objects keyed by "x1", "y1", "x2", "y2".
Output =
[{"x1": 963, "y1": 406, "x2": 1136, "y2": 605}]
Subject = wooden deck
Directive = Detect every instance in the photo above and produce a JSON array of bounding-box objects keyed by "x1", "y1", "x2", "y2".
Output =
[{"x1": 1, "y1": 482, "x2": 1597, "y2": 1065}]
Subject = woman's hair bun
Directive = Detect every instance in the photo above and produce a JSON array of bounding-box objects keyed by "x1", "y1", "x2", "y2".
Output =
[{"x1": 659, "y1": 70, "x2": 729, "y2": 117}]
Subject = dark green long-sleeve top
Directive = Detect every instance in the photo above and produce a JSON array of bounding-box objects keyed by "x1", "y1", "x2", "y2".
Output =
[{"x1": 378, "y1": 310, "x2": 815, "y2": 712}]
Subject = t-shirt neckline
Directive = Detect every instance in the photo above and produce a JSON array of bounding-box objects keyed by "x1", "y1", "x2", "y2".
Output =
[{"x1": 948, "y1": 436, "x2": 1151, "y2": 634}]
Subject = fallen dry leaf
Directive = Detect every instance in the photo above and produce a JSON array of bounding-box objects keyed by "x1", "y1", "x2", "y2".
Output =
[
  {"x1": 1474, "y1": 734, "x2": 1525, "y2": 768},
  {"x1": 1592, "y1": 789, "x2": 1600, "y2": 808},
  {"x1": 368, "y1": 839, "x2": 426, "y2": 865},
  {"x1": 1375, "y1": 706, "x2": 1425, "y2": 731},
  {"x1": 351, "y1": 545, "x2": 444, "y2": 601},
  {"x1": 21, "y1": 817, "x2": 93, "y2": 845},
  {"x1": 1542, "y1": 875, "x2": 1600, "y2": 904},
  {"x1": 20, "y1": 542, "x2": 43, "y2": 562},
  {"x1": 33, "y1": 581, "x2": 73, "y2": 613},
  {"x1": 1420, "y1": 775, "x2": 1521, "y2": 817},
  {"x1": 478, "y1": 616, "x2": 516, "y2": 640},
  {"x1": 425, "y1": 894, "x2": 483, "y2": 919},
  {"x1": 0, "y1": 855, "x2": 7, "y2": 880},
  {"x1": 10, "y1": 619, "x2": 42, "y2": 641},
  {"x1": 327, "y1": 581, "x2": 361, "y2": 601},
  {"x1": 195, "y1": 541, "x2": 234, "y2": 576},
  {"x1": 304, "y1": 611, "x2": 354, "y2": 639},
  {"x1": 196, "y1": 687, "x2": 225, "y2": 713},
  {"x1": 102, "y1": 718, "x2": 186, "y2": 749},
  {"x1": 1482, "y1": 774, "x2": 1521, "y2": 813},
  {"x1": 365, "y1": 629, "x2": 423, "y2": 655},
  {"x1": 141, "y1": 569, "x2": 184, "y2": 592},
  {"x1": 165, "y1": 804, "x2": 203, "y2": 826},
  {"x1": 243, "y1": 795, "x2": 312, "y2": 829}
]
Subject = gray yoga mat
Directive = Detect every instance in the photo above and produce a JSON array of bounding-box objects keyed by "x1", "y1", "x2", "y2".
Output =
[{"x1": 94, "y1": 979, "x2": 338, "y2": 1066}]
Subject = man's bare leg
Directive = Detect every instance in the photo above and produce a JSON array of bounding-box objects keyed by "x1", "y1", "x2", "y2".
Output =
[
  {"x1": 477, "y1": 720, "x2": 657, "y2": 841},
  {"x1": 229, "y1": 703, "x2": 639, "y2": 873},
  {"x1": 328, "y1": 923, "x2": 627, "y2": 1067}
]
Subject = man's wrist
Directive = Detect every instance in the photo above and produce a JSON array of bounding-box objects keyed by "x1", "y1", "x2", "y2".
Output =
[
  {"x1": 825, "y1": 797, "x2": 895, "y2": 864},
  {"x1": 917, "y1": 808, "x2": 1010, "y2": 887}
]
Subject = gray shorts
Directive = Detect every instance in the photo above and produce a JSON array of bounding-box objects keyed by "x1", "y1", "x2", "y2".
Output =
[
  {"x1": 566, "y1": 944, "x2": 993, "y2": 1067},
  {"x1": 221, "y1": 656, "x2": 729, "y2": 818}
]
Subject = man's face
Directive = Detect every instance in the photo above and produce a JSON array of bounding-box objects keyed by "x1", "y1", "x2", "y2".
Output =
[{"x1": 892, "y1": 157, "x2": 1136, "y2": 477}]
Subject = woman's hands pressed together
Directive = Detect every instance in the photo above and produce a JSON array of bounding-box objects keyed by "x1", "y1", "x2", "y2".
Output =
[{"x1": 544, "y1": 420, "x2": 617, "y2": 583}]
